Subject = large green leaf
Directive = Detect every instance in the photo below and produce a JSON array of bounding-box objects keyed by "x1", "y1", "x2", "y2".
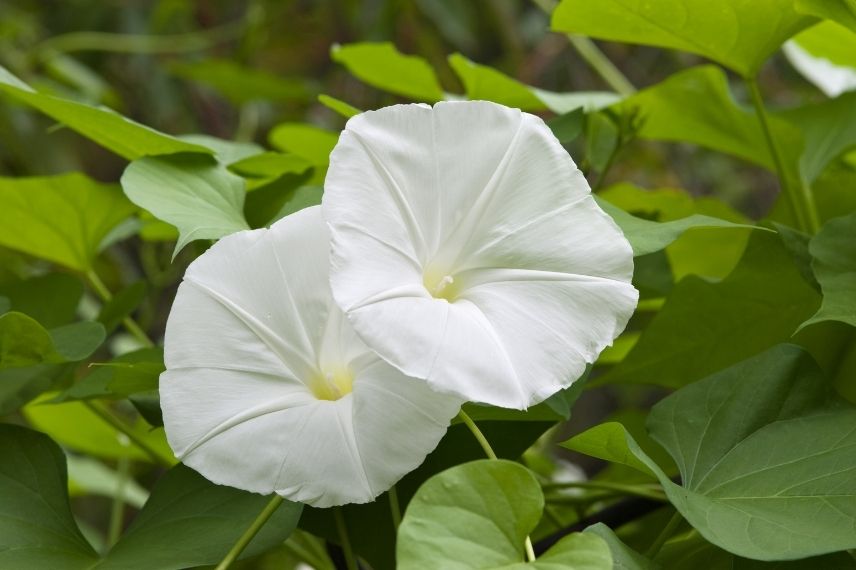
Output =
[
  {"x1": 613, "y1": 66, "x2": 801, "y2": 177},
  {"x1": 796, "y1": 0, "x2": 856, "y2": 34},
  {"x1": 268, "y1": 123, "x2": 339, "y2": 168},
  {"x1": 397, "y1": 460, "x2": 612, "y2": 569},
  {"x1": 551, "y1": 0, "x2": 815, "y2": 76},
  {"x1": 0, "y1": 424, "x2": 98, "y2": 569},
  {"x1": 800, "y1": 211, "x2": 856, "y2": 329},
  {"x1": 0, "y1": 173, "x2": 136, "y2": 271},
  {"x1": 331, "y1": 42, "x2": 444, "y2": 102},
  {"x1": 0, "y1": 273, "x2": 83, "y2": 328},
  {"x1": 569, "y1": 345, "x2": 856, "y2": 560},
  {"x1": 600, "y1": 232, "x2": 819, "y2": 388},
  {"x1": 0, "y1": 66, "x2": 210, "y2": 160},
  {"x1": 0, "y1": 424, "x2": 302, "y2": 569},
  {"x1": 120, "y1": 154, "x2": 250, "y2": 254},
  {"x1": 596, "y1": 196, "x2": 759, "y2": 258}
]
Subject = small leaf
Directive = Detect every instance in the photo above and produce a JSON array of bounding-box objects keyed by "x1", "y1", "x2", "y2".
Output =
[
  {"x1": 318, "y1": 94, "x2": 361, "y2": 118},
  {"x1": 177, "y1": 134, "x2": 263, "y2": 165},
  {"x1": 0, "y1": 173, "x2": 136, "y2": 271},
  {"x1": 97, "y1": 281, "x2": 148, "y2": 334},
  {"x1": 0, "y1": 65, "x2": 211, "y2": 160},
  {"x1": 800, "y1": 211, "x2": 856, "y2": 329},
  {"x1": 0, "y1": 312, "x2": 103, "y2": 369},
  {"x1": 54, "y1": 347, "x2": 164, "y2": 402},
  {"x1": 268, "y1": 123, "x2": 339, "y2": 167},
  {"x1": 561, "y1": 422, "x2": 658, "y2": 478},
  {"x1": 551, "y1": 0, "x2": 815, "y2": 76},
  {"x1": 120, "y1": 154, "x2": 250, "y2": 254},
  {"x1": 397, "y1": 459, "x2": 612, "y2": 569},
  {"x1": 796, "y1": 0, "x2": 856, "y2": 34},
  {"x1": 331, "y1": 42, "x2": 444, "y2": 102},
  {"x1": 584, "y1": 524, "x2": 658, "y2": 570},
  {"x1": 168, "y1": 59, "x2": 312, "y2": 104}
]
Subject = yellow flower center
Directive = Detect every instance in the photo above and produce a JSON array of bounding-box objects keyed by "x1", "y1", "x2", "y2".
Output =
[
  {"x1": 310, "y1": 367, "x2": 354, "y2": 401},
  {"x1": 423, "y1": 268, "x2": 459, "y2": 301}
]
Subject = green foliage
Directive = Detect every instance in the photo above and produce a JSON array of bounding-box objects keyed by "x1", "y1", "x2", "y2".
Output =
[
  {"x1": 551, "y1": 0, "x2": 815, "y2": 76},
  {"x1": 0, "y1": 424, "x2": 301, "y2": 569},
  {"x1": 0, "y1": 173, "x2": 136, "y2": 271},
  {"x1": 121, "y1": 154, "x2": 250, "y2": 254},
  {"x1": 398, "y1": 460, "x2": 613, "y2": 569},
  {"x1": 796, "y1": 0, "x2": 856, "y2": 33},
  {"x1": 800, "y1": 212, "x2": 856, "y2": 328}
]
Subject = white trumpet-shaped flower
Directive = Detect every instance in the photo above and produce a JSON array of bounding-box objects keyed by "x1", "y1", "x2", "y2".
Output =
[
  {"x1": 160, "y1": 206, "x2": 461, "y2": 507},
  {"x1": 783, "y1": 22, "x2": 856, "y2": 97},
  {"x1": 323, "y1": 101, "x2": 638, "y2": 410}
]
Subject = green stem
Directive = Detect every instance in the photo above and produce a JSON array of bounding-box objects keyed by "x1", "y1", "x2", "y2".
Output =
[
  {"x1": 645, "y1": 509, "x2": 683, "y2": 559},
  {"x1": 85, "y1": 269, "x2": 154, "y2": 348},
  {"x1": 542, "y1": 480, "x2": 667, "y2": 501},
  {"x1": 388, "y1": 485, "x2": 402, "y2": 531},
  {"x1": 566, "y1": 35, "x2": 636, "y2": 97},
  {"x1": 107, "y1": 453, "x2": 129, "y2": 547},
  {"x1": 457, "y1": 410, "x2": 498, "y2": 460},
  {"x1": 745, "y1": 76, "x2": 820, "y2": 233},
  {"x1": 530, "y1": 0, "x2": 635, "y2": 96},
  {"x1": 83, "y1": 401, "x2": 169, "y2": 466},
  {"x1": 458, "y1": 409, "x2": 536, "y2": 562},
  {"x1": 215, "y1": 495, "x2": 284, "y2": 570},
  {"x1": 334, "y1": 508, "x2": 359, "y2": 570}
]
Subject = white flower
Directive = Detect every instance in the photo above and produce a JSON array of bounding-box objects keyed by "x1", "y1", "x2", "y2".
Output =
[
  {"x1": 160, "y1": 206, "x2": 461, "y2": 508},
  {"x1": 323, "y1": 101, "x2": 638, "y2": 410},
  {"x1": 784, "y1": 41, "x2": 856, "y2": 97}
]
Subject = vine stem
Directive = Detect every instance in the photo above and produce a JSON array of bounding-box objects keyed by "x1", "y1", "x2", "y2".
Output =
[
  {"x1": 744, "y1": 76, "x2": 820, "y2": 233},
  {"x1": 457, "y1": 409, "x2": 536, "y2": 563},
  {"x1": 530, "y1": 0, "x2": 636, "y2": 96},
  {"x1": 388, "y1": 485, "x2": 402, "y2": 530},
  {"x1": 85, "y1": 269, "x2": 154, "y2": 348},
  {"x1": 334, "y1": 508, "x2": 359, "y2": 570},
  {"x1": 83, "y1": 401, "x2": 170, "y2": 466},
  {"x1": 107, "y1": 452, "x2": 130, "y2": 547},
  {"x1": 215, "y1": 495, "x2": 284, "y2": 570},
  {"x1": 644, "y1": 509, "x2": 683, "y2": 559}
]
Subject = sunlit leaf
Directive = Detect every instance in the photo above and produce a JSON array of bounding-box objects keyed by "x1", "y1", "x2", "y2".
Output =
[
  {"x1": 796, "y1": 0, "x2": 856, "y2": 34},
  {"x1": 268, "y1": 123, "x2": 339, "y2": 167},
  {"x1": 0, "y1": 173, "x2": 136, "y2": 271}
]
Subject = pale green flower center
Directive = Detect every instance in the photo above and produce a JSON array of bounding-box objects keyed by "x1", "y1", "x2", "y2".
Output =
[
  {"x1": 310, "y1": 367, "x2": 354, "y2": 401},
  {"x1": 423, "y1": 268, "x2": 459, "y2": 301}
]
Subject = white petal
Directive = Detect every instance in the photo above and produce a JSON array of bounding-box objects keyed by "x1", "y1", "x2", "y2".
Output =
[
  {"x1": 324, "y1": 101, "x2": 638, "y2": 409},
  {"x1": 161, "y1": 206, "x2": 461, "y2": 507},
  {"x1": 784, "y1": 41, "x2": 856, "y2": 97}
]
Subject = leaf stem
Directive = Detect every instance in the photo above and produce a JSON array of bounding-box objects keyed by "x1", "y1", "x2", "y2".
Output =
[
  {"x1": 107, "y1": 452, "x2": 129, "y2": 547},
  {"x1": 530, "y1": 0, "x2": 636, "y2": 96},
  {"x1": 83, "y1": 401, "x2": 170, "y2": 466},
  {"x1": 457, "y1": 409, "x2": 536, "y2": 562},
  {"x1": 334, "y1": 508, "x2": 359, "y2": 570},
  {"x1": 85, "y1": 269, "x2": 155, "y2": 348},
  {"x1": 388, "y1": 485, "x2": 402, "y2": 531},
  {"x1": 457, "y1": 409, "x2": 498, "y2": 460},
  {"x1": 745, "y1": 76, "x2": 819, "y2": 233},
  {"x1": 542, "y1": 480, "x2": 667, "y2": 501},
  {"x1": 215, "y1": 494, "x2": 284, "y2": 570},
  {"x1": 645, "y1": 509, "x2": 683, "y2": 559}
]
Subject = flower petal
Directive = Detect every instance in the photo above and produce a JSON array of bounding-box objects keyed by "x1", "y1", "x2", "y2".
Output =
[
  {"x1": 324, "y1": 101, "x2": 638, "y2": 409},
  {"x1": 161, "y1": 206, "x2": 461, "y2": 506}
]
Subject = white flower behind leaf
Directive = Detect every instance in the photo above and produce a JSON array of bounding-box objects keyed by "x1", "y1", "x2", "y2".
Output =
[
  {"x1": 783, "y1": 22, "x2": 856, "y2": 97},
  {"x1": 323, "y1": 101, "x2": 638, "y2": 410},
  {"x1": 160, "y1": 206, "x2": 461, "y2": 508}
]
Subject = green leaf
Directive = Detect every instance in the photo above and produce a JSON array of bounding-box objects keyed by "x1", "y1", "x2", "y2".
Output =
[
  {"x1": 796, "y1": 0, "x2": 856, "y2": 34},
  {"x1": 53, "y1": 348, "x2": 163, "y2": 403},
  {"x1": 0, "y1": 424, "x2": 301, "y2": 569},
  {"x1": 0, "y1": 364, "x2": 70, "y2": 417},
  {"x1": 800, "y1": 211, "x2": 856, "y2": 329},
  {"x1": 244, "y1": 170, "x2": 315, "y2": 228},
  {"x1": 177, "y1": 134, "x2": 263, "y2": 165},
  {"x1": 97, "y1": 465, "x2": 302, "y2": 570},
  {"x1": 120, "y1": 154, "x2": 250, "y2": 254},
  {"x1": 449, "y1": 53, "x2": 619, "y2": 113},
  {"x1": 97, "y1": 281, "x2": 147, "y2": 333},
  {"x1": 318, "y1": 94, "x2": 361, "y2": 118},
  {"x1": 331, "y1": 42, "x2": 444, "y2": 102},
  {"x1": 397, "y1": 459, "x2": 612, "y2": 569},
  {"x1": 49, "y1": 321, "x2": 106, "y2": 361},
  {"x1": 600, "y1": 232, "x2": 820, "y2": 388},
  {"x1": 551, "y1": 0, "x2": 815, "y2": 76},
  {"x1": 0, "y1": 312, "x2": 104, "y2": 368},
  {"x1": 647, "y1": 344, "x2": 856, "y2": 560},
  {"x1": 547, "y1": 108, "x2": 585, "y2": 143},
  {"x1": 790, "y1": 20, "x2": 856, "y2": 71},
  {"x1": 0, "y1": 173, "x2": 136, "y2": 271},
  {"x1": 584, "y1": 524, "x2": 658, "y2": 570},
  {"x1": 596, "y1": 196, "x2": 761, "y2": 258},
  {"x1": 268, "y1": 123, "x2": 339, "y2": 167},
  {"x1": 168, "y1": 59, "x2": 312, "y2": 104},
  {"x1": 614, "y1": 66, "x2": 801, "y2": 178},
  {"x1": 561, "y1": 422, "x2": 658, "y2": 478},
  {"x1": 0, "y1": 424, "x2": 99, "y2": 569},
  {"x1": 0, "y1": 273, "x2": 83, "y2": 328},
  {"x1": 0, "y1": 65, "x2": 211, "y2": 160},
  {"x1": 66, "y1": 454, "x2": 149, "y2": 508},
  {"x1": 24, "y1": 400, "x2": 175, "y2": 464}
]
